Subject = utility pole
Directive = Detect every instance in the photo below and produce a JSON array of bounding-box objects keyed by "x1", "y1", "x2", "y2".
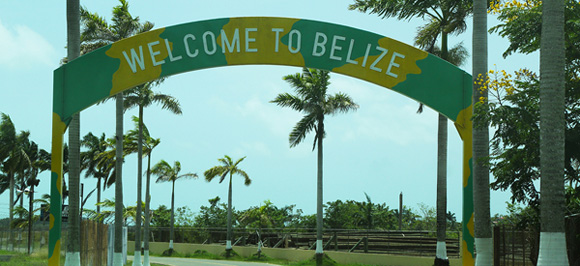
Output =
[{"x1": 398, "y1": 192, "x2": 403, "y2": 231}]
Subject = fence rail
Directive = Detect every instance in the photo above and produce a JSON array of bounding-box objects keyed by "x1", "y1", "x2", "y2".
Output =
[{"x1": 130, "y1": 227, "x2": 461, "y2": 257}]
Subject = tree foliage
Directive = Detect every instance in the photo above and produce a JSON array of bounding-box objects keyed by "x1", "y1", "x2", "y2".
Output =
[{"x1": 475, "y1": 0, "x2": 580, "y2": 208}]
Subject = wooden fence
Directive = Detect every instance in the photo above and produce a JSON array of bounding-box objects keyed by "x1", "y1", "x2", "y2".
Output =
[
  {"x1": 138, "y1": 227, "x2": 461, "y2": 257},
  {"x1": 80, "y1": 220, "x2": 108, "y2": 266}
]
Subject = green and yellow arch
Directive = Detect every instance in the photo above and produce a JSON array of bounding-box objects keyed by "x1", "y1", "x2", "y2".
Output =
[{"x1": 50, "y1": 17, "x2": 474, "y2": 265}]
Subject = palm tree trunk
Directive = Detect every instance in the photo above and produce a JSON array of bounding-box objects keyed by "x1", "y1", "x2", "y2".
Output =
[
  {"x1": 19, "y1": 176, "x2": 24, "y2": 212},
  {"x1": 226, "y1": 175, "x2": 233, "y2": 254},
  {"x1": 114, "y1": 93, "x2": 125, "y2": 265},
  {"x1": 170, "y1": 179, "x2": 175, "y2": 252},
  {"x1": 9, "y1": 172, "x2": 14, "y2": 250},
  {"x1": 435, "y1": 114, "x2": 448, "y2": 264},
  {"x1": 28, "y1": 184, "x2": 34, "y2": 254},
  {"x1": 537, "y1": 0, "x2": 568, "y2": 264},
  {"x1": 436, "y1": 31, "x2": 449, "y2": 266},
  {"x1": 316, "y1": 119, "x2": 324, "y2": 265},
  {"x1": 67, "y1": 114, "x2": 81, "y2": 266},
  {"x1": 65, "y1": 0, "x2": 81, "y2": 264},
  {"x1": 134, "y1": 106, "x2": 144, "y2": 266},
  {"x1": 97, "y1": 177, "x2": 101, "y2": 214},
  {"x1": 143, "y1": 154, "x2": 152, "y2": 266},
  {"x1": 472, "y1": 0, "x2": 492, "y2": 265}
]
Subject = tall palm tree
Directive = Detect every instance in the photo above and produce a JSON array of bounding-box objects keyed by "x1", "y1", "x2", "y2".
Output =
[
  {"x1": 472, "y1": 0, "x2": 492, "y2": 264},
  {"x1": 537, "y1": 0, "x2": 568, "y2": 264},
  {"x1": 143, "y1": 133, "x2": 159, "y2": 266},
  {"x1": 125, "y1": 116, "x2": 160, "y2": 265},
  {"x1": 66, "y1": 0, "x2": 81, "y2": 264},
  {"x1": 18, "y1": 138, "x2": 49, "y2": 255},
  {"x1": 124, "y1": 79, "x2": 182, "y2": 260},
  {"x1": 349, "y1": 1, "x2": 473, "y2": 264},
  {"x1": 151, "y1": 160, "x2": 197, "y2": 254},
  {"x1": 80, "y1": 1, "x2": 153, "y2": 263},
  {"x1": 204, "y1": 155, "x2": 251, "y2": 257},
  {"x1": 271, "y1": 68, "x2": 358, "y2": 264},
  {"x1": 0, "y1": 113, "x2": 31, "y2": 251}
]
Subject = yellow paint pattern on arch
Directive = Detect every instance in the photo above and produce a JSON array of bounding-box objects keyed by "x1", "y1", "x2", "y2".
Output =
[
  {"x1": 51, "y1": 113, "x2": 66, "y2": 195},
  {"x1": 332, "y1": 37, "x2": 428, "y2": 89},
  {"x1": 106, "y1": 28, "x2": 169, "y2": 96},
  {"x1": 462, "y1": 240, "x2": 475, "y2": 266},
  {"x1": 218, "y1": 17, "x2": 305, "y2": 67},
  {"x1": 456, "y1": 105, "x2": 473, "y2": 187},
  {"x1": 48, "y1": 240, "x2": 60, "y2": 265}
]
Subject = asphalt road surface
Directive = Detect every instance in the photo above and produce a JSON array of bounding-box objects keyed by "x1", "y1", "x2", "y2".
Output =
[{"x1": 128, "y1": 255, "x2": 281, "y2": 266}]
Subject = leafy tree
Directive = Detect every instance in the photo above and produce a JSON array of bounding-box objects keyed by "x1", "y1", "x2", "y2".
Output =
[
  {"x1": 485, "y1": 1, "x2": 577, "y2": 264},
  {"x1": 151, "y1": 160, "x2": 197, "y2": 254},
  {"x1": 473, "y1": 69, "x2": 543, "y2": 204},
  {"x1": 324, "y1": 200, "x2": 365, "y2": 229},
  {"x1": 480, "y1": 0, "x2": 580, "y2": 209},
  {"x1": 271, "y1": 68, "x2": 358, "y2": 264},
  {"x1": 204, "y1": 155, "x2": 250, "y2": 256},
  {"x1": 150, "y1": 205, "x2": 171, "y2": 227},
  {"x1": 193, "y1": 196, "x2": 229, "y2": 229}
]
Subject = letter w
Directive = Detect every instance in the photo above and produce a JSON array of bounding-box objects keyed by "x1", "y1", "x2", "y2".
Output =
[{"x1": 122, "y1": 46, "x2": 145, "y2": 73}]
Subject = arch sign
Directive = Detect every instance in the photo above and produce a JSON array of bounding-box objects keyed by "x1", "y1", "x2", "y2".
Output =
[{"x1": 50, "y1": 17, "x2": 474, "y2": 265}]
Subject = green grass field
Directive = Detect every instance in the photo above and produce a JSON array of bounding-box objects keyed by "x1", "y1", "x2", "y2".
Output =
[{"x1": 0, "y1": 249, "x2": 373, "y2": 266}]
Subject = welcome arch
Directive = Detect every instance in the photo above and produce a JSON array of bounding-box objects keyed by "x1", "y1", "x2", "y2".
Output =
[{"x1": 50, "y1": 17, "x2": 474, "y2": 265}]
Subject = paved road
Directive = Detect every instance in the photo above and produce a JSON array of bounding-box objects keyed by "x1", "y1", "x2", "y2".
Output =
[{"x1": 128, "y1": 255, "x2": 281, "y2": 266}]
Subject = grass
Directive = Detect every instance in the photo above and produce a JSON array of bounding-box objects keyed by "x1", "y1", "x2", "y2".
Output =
[
  {"x1": 0, "y1": 249, "x2": 61, "y2": 266},
  {"x1": 155, "y1": 249, "x2": 372, "y2": 266},
  {"x1": 0, "y1": 249, "x2": 374, "y2": 266}
]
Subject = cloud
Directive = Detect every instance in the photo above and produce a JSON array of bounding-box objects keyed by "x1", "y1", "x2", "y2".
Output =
[
  {"x1": 0, "y1": 19, "x2": 57, "y2": 69},
  {"x1": 328, "y1": 75, "x2": 438, "y2": 146},
  {"x1": 209, "y1": 95, "x2": 302, "y2": 138}
]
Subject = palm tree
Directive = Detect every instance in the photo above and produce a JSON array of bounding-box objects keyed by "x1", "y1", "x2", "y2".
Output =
[
  {"x1": 81, "y1": 132, "x2": 109, "y2": 214},
  {"x1": 349, "y1": 1, "x2": 473, "y2": 264},
  {"x1": 125, "y1": 116, "x2": 160, "y2": 265},
  {"x1": 0, "y1": 113, "x2": 31, "y2": 251},
  {"x1": 151, "y1": 160, "x2": 197, "y2": 254},
  {"x1": 472, "y1": 0, "x2": 492, "y2": 264},
  {"x1": 20, "y1": 138, "x2": 49, "y2": 255},
  {"x1": 142, "y1": 133, "x2": 159, "y2": 266},
  {"x1": 204, "y1": 155, "x2": 251, "y2": 256},
  {"x1": 271, "y1": 68, "x2": 358, "y2": 264},
  {"x1": 66, "y1": 0, "x2": 82, "y2": 264},
  {"x1": 80, "y1": 1, "x2": 153, "y2": 263},
  {"x1": 124, "y1": 79, "x2": 182, "y2": 259},
  {"x1": 537, "y1": 0, "x2": 568, "y2": 265}
]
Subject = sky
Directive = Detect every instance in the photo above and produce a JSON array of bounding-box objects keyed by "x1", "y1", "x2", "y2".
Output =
[{"x1": 0, "y1": 0, "x2": 540, "y2": 222}]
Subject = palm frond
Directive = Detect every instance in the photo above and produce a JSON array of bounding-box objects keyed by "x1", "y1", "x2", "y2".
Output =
[
  {"x1": 270, "y1": 93, "x2": 305, "y2": 112},
  {"x1": 325, "y1": 93, "x2": 360, "y2": 116},
  {"x1": 152, "y1": 94, "x2": 182, "y2": 115},
  {"x1": 414, "y1": 19, "x2": 441, "y2": 51},
  {"x1": 233, "y1": 169, "x2": 251, "y2": 185},
  {"x1": 289, "y1": 113, "x2": 317, "y2": 148},
  {"x1": 204, "y1": 166, "x2": 227, "y2": 182}
]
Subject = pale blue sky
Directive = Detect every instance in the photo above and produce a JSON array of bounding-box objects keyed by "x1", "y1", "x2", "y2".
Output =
[{"x1": 0, "y1": 0, "x2": 539, "y2": 221}]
